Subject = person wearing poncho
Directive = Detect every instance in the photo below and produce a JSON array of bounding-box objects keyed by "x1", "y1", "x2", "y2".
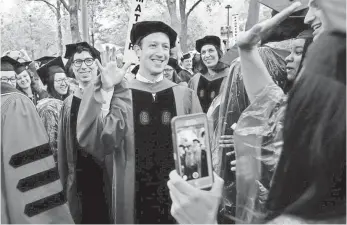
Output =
[
  {"x1": 76, "y1": 21, "x2": 202, "y2": 224},
  {"x1": 207, "y1": 45, "x2": 288, "y2": 224},
  {"x1": 232, "y1": 2, "x2": 315, "y2": 223}
]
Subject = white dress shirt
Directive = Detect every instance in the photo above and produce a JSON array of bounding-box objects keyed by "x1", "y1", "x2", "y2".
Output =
[{"x1": 100, "y1": 73, "x2": 164, "y2": 115}]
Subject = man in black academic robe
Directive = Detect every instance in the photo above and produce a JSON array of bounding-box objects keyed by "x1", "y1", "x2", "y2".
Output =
[
  {"x1": 77, "y1": 21, "x2": 202, "y2": 224},
  {"x1": 57, "y1": 42, "x2": 113, "y2": 224}
]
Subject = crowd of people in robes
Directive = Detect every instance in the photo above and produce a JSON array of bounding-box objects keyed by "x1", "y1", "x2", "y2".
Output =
[{"x1": 1, "y1": 0, "x2": 345, "y2": 224}]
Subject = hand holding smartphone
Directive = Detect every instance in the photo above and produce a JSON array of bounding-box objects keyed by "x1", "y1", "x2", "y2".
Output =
[{"x1": 171, "y1": 113, "x2": 214, "y2": 190}]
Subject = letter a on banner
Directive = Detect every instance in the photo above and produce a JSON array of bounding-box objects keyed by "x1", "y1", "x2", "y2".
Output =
[{"x1": 123, "y1": 0, "x2": 146, "y2": 64}]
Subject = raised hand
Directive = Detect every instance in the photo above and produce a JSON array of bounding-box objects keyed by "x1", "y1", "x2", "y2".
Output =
[
  {"x1": 100, "y1": 45, "x2": 118, "y2": 66},
  {"x1": 237, "y1": 1, "x2": 302, "y2": 50},
  {"x1": 96, "y1": 59, "x2": 131, "y2": 91}
]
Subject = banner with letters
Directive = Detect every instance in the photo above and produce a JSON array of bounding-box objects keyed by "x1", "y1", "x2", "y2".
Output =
[{"x1": 123, "y1": 0, "x2": 146, "y2": 64}]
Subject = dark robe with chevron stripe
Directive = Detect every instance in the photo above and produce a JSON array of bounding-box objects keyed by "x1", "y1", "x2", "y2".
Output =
[{"x1": 1, "y1": 82, "x2": 73, "y2": 224}]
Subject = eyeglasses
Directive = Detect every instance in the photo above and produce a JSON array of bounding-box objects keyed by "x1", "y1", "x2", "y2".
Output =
[
  {"x1": 54, "y1": 78, "x2": 69, "y2": 84},
  {"x1": 163, "y1": 68, "x2": 174, "y2": 73},
  {"x1": 73, "y1": 58, "x2": 94, "y2": 67},
  {"x1": 1, "y1": 77, "x2": 16, "y2": 82}
]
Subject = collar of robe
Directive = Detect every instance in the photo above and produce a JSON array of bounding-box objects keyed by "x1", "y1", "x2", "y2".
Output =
[{"x1": 201, "y1": 67, "x2": 229, "y2": 81}]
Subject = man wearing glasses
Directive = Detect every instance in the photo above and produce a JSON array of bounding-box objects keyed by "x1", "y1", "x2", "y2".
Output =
[
  {"x1": 57, "y1": 42, "x2": 113, "y2": 224},
  {"x1": 1, "y1": 56, "x2": 17, "y2": 87}
]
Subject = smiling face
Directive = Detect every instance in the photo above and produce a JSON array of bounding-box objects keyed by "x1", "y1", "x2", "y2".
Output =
[
  {"x1": 201, "y1": 44, "x2": 219, "y2": 69},
  {"x1": 135, "y1": 32, "x2": 170, "y2": 76},
  {"x1": 163, "y1": 65, "x2": 174, "y2": 80},
  {"x1": 182, "y1": 58, "x2": 192, "y2": 70},
  {"x1": 53, "y1": 72, "x2": 69, "y2": 96},
  {"x1": 304, "y1": 0, "x2": 326, "y2": 42},
  {"x1": 285, "y1": 38, "x2": 306, "y2": 81},
  {"x1": 1, "y1": 71, "x2": 17, "y2": 87},
  {"x1": 72, "y1": 51, "x2": 98, "y2": 85},
  {"x1": 16, "y1": 70, "x2": 31, "y2": 89}
]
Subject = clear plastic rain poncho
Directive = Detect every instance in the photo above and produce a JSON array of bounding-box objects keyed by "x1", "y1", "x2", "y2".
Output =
[{"x1": 207, "y1": 46, "x2": 288, "y2": 223}]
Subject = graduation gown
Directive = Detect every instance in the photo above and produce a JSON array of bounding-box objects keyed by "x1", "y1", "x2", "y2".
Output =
[
  {"x1": 77, "y1": 77, "x2": 202, "y2": 224},
  {"x1": 189, "y1": 68, "x2": 230, "y2": 113},
  {"x1": 178, "y1": 69, "x2": 193, "y2": 83},
  {"x1": 37, "y1": 98, "x2": 64, "y2": 165},
  {"x1": 1, "y1": 82, "x2": 73, "y2": 224},
  {"x1": 57, "y1": 90, "x2": 113, "y2": 224}
]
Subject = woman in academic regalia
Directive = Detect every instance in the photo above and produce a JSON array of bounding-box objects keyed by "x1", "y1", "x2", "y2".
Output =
[
  {"x1": 189, "y1": 35, "x2": 230, "y2": 113},
  {"x1": 14, "y1": 61, "x2": 48, "y2": 105},
  {"x1": 36, "y1": 56, "x2": 69, "y2": 164}
]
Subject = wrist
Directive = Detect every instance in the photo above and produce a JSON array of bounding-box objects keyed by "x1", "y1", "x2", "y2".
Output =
[
  {"x1": 101, "y1": 85, "x2": 114, "y2": 92},
  {"x1": 238, "y1": 45, "x2": 258, "y2": 52}
]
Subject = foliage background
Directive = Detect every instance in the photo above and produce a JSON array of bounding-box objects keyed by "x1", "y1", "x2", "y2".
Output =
[{"x1": 1, "y1": 0, "x2": 290, "y2": 58}]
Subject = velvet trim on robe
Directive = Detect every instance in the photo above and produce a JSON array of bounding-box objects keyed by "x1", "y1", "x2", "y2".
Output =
[
  {"x1": 1, "y1": 82, "x2": 73, "y2": 224},
  {"x1": 132, "y1": 87, "x2": 177, "y2": 223},
  {"x1": 189, "y1": 68, "x2": 230, "y2": 113},
  {"x1": 57, "y1": 92, "x2": 113, "y2": 224},
  {"x1": 76, "y1": 76, "x2": 202, "y2": 224}
]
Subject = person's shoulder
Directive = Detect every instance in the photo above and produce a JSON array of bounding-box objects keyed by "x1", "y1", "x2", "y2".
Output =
[
  {"x1": 63, "y1": 94, "x2": 73, "y2": 105},
  {"x1": 1, "y1": 92, "x2": 35, "y2": 112},
  {"x1": 61, "y1": 95, "x2": 73, "y2": 112},
  {"x1": 37, "y1": 98, "x2": 63, "y2": 114},
  {"x1": 173, "y1": 84, "x2": 193, "y2": 92},
  {"x1": 190, "y1": 73, "x2": 201, "y2": 82},
  {"x1": 172, "y1": 85, "x2": 195, "y2": 99}
]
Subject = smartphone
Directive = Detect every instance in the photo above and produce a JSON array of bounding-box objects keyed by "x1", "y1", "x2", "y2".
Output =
[{"x1": 171, "y1": 113, "x2": 214, "y2": 190}]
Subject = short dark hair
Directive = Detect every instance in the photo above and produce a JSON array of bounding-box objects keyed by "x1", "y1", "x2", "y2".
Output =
[
  {"x1": 72, "y1": 46, "x2": 94, "y2": 61},
  {"x1": 265, "y1": 32, "x2": 346, "y2": 222},
  {"x1": 283, "y1": 37, "x2": 314, "y2": 93},
  {"x1": 46, "y1": 73, "x2": 69, "y2": 100}
]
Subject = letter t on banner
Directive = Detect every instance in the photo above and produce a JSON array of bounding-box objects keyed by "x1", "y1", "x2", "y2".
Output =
[{"x1": 123, "y1": 0, "x2": 146, "y2": 64}]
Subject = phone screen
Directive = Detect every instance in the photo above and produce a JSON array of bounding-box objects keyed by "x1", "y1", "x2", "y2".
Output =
[{"x1": 176, "y1": 124, "x2": 209, "y2": 181}]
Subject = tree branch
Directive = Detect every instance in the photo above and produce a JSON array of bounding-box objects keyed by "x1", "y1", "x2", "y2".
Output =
[
  {"x1": 59, "y1": 0, "x2": 69, "y2": 11},
  {"x1": 27, "y1": 0, "x2": 57, "y2": 10},
  {"x1": 186, "y1": 0, "x2": 202, "y2": 17}
]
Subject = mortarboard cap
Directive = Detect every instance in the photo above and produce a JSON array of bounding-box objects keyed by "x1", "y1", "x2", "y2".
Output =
[
  {"x1": 181, "y1": 53, "x2": 191, "y2": 62},
  {"x1": 64, "y1": 42, "x2": 101, "y2": 62},
  {"x1": 14, "y1": 61, "x2": 32, "y2": 74},
  {"x1": 259, "y1": 0, "x2": 311, "y2": 43},
  {"x1": 130, "y1": 21, "x2": 177, "y2": 48},
  {"x1": 1, "y1": 56, "x2": 19, "y2": 71},
  {"x1": 196, "y1": 36, "x2": 221, "y2": 53},
  {"x1": 37, "y1": 56, "x2": 65, "y2": 85},
  {"x1": 35, "y1": 56, "x2": 56, "y2": 67}
]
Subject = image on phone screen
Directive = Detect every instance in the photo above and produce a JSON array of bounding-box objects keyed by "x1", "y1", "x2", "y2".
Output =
[{"x1": 176, "y1": 124, "x2": 208, "y2": 181}]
